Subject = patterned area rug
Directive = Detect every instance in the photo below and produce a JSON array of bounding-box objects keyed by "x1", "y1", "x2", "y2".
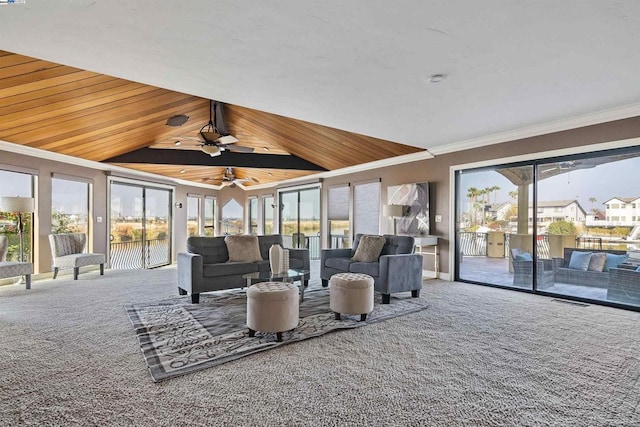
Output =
[{"x1": 125, "y1": 288, "x2": 428, "y2": 382}]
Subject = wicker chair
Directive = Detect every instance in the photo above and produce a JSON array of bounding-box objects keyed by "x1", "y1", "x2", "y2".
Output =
[
  {"x1": 511, "y1": 249, "x2": 555, "y2": 289},
  {"x1": 607, "y1": 266, "x2": 640, "y2": 305}
]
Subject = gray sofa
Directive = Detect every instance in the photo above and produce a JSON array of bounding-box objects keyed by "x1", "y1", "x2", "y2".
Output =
[
  {"x1": 320, "y1": 234, "x2": 423, "y2": 304},
  {"x1": 178, "y1": 235, "x2": 310, "y2": 303},
  {"x1": 552, "y1": 248, "x2": 627, "y2": 287}
]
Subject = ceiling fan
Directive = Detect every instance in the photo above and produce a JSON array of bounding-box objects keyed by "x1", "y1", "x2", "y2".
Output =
[
  {"x1": 174, "y1": 100, "x2": 254, "y2": 157},
  {"x1": 202, "y1": 167, "x2": 260, "y2": 186}
]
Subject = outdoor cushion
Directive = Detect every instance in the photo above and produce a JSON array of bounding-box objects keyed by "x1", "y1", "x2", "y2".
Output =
[
  {"x1": 514, "y1": 253, "x2": 533, "y2": 261},
  {"x1": 568, "y1": 251, "x2": 592, "y2": 271},
  {"x1": 351, "y1": 235, "x2": 386, "y2": 262},
  {"x1": 587, "y1": 252, "x2": 606, "y2": 272},
  {"x1": 224, "y1": 235, "x2": 262, "y2": 262},
  {"x1": 604, "y1": 253, "x2": 629, "y2": 272}
]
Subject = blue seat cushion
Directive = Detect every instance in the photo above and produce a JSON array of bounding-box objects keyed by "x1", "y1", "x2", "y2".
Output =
[
  {"x1": 568, "y1": 251, "x2": 592, "y2": 271},
  {"x1": 514, "y1": 253, "x2": 532, "y2": 261},
  {"x1": 603, "y1": 253, "x2": 629, "y2": 272}
]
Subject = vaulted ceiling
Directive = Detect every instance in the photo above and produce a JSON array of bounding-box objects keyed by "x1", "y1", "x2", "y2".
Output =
[
  {"x1": 0, "y1": 51, "x2": 421, "y2": 187},
  {"x1": 2, "y1": 2, "x2": 640, "y2": 188}
]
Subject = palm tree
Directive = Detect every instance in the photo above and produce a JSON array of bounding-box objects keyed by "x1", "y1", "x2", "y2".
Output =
[{"x1": 467, "y1": 187, "x2": 480, "y2": 225}]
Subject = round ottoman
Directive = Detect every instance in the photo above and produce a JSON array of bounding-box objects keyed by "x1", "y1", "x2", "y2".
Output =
[
  {"x1": 329, "y1": 273, "x2": 374, "y2": 321},
  {"x1": 247, "y1": 281, "x2": 299, "y2": 342}
]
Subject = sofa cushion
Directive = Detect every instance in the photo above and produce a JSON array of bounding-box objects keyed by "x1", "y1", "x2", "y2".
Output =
[
  {"x1": 224, "y1": 236, "x2": 262, "y2": 262},
  {"x1": 203, "y1": 262, "x2": 259, "y2": 278},
  {"x1": 587, "y1": 252, "x2": 606, "y2": 272},
  {"x1": 349, "y1": 261, "x2": 379, "y2": 277},
  {"x1": 258, "y1": 235, "x2": 284, "y2": 260},
  {"x1": 187, "y1": 236, "x2": 229, "y2": 264},
  {"x1": 568, "y1": 251, "x2": 591, "y2": 271},
  {"x1": 351, "y1": 235, "x2": 386, "y2": 262},
  {"x1": 326, "y1": 257, "x2": 353, "y2": 271},
  {"x1": 381, "y1": 235, "x2": 415, "y2": 255},
  {"x1": 604, "y1": 253, "x2": 629, "y2": 272}
]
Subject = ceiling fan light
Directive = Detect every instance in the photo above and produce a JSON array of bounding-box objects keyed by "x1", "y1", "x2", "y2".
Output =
[
  {"x1": 201, "y1": 145, "x2": 221, "y2": 157},
  {"x1": 200, "y1": 130, "x2": 221, "y2": 143}
]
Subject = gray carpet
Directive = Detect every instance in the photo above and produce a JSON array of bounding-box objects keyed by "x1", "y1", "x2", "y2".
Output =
[
  {"x1": 126, "y1": 287, "x2": 428, "y2": 381},
  {"x1": 1, "y1": 267, "x2": 639, "y2": 426}
]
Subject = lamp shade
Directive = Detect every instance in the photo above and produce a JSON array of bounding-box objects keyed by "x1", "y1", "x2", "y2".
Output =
[
  {"x1": 382, "y1": 204, "x2": 404, "y2": 218},
  {"x1": 0, "y1": 196, "x2": 34, "y2": 213}
]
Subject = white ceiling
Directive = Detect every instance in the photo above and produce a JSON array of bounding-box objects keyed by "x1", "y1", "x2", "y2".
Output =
[{"x1": 2, "y1": 1, "x2": 640, "y2": 154}]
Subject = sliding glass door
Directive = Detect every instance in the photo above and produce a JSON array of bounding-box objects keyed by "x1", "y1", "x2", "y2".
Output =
[
  {"x1": 279, "y1": 186, "x2": 320, "y2": 258},
  {"x1": 109, "y1": 181, "x2": 172, "y2": 269},
  {"x1": 455, "y1": 147, "x2": 640, "y2": 310}
]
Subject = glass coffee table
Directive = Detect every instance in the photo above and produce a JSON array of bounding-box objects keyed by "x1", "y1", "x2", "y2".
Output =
[{"x1": 243, "y1": 269, "x2": 310, "y2": 302}]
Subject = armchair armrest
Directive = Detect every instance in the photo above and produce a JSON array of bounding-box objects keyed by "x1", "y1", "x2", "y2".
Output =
[
  {"x1": 378, "y1": 253, "x2": 423, "y2": 294},
  {"x1": 551, "y1": 257, "x2": 564, "y2": 271},
  {"x1": 288, "y1": 248, "x2": 310, "y2": 272},
  {"x1": 321, "y1": 248, "x2": 352, "y2": 263},
  {"x1": 177, "y1": 252, "x2": 203, "y2": 293}
]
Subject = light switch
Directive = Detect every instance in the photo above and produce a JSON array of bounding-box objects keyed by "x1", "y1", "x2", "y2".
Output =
[
  {"x1": 96, "y1": 216, "x2": 103, "y2": 223},
  {"x1": 435, "y1": 214, "x2": 442, "y2": 223}
]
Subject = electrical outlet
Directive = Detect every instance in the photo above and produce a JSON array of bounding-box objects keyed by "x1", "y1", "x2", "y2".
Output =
[
  {"x1": 435, "y1": 214, "x2": 442, "y2": 223},
  {"x1": 96, "y1": 216, "x2": 103, "y2": 223}
]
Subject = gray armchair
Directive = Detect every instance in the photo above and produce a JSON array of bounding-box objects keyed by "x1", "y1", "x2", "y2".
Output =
[
  {"x1": 321, "y1": 234, "x2": 423, "y2": 304},
  {"x1": 511, "y1": 248, "x2": 554, "y2": 289}
]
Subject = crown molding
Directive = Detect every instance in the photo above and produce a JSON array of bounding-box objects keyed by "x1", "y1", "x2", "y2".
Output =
[
  {"x1": 0, "y1": 141, "x2": 218, "y2": 190},
  {"x1": 429, "y1": 102, "x2": 640, "y2": 156}
]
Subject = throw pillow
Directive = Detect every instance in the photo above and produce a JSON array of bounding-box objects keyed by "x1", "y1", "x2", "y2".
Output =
[
  {"x1": 514, "y1": 253, "x2": 533, "y2": 262},
  {"x1": 603, "y1": 253, "x2": 629, "y2": 272},
  {"x1": 351, "y1": 235, "x2": 386, "y2": 262},
  {"x1": 587, "y1": 252, "x2": 607, "y2": 272},
  {"x1": 224, "y1": 235, "x2": 262, "y2": 263},
  {"x1": 568, "y1": 251, "x2": 592, "y2": 271}
]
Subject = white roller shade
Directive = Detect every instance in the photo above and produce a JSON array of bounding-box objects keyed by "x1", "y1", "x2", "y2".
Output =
[
  {"x1": 353, "y1": 180, "x2": 380, "y2": 235},
  {"x1": 328, "y1": 185, "x2": 350, "y2": 220}
]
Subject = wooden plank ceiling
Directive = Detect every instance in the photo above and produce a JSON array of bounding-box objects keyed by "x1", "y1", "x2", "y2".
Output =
[{"x1": 0, "y1": 51, "x2": 423, "y2": 187}]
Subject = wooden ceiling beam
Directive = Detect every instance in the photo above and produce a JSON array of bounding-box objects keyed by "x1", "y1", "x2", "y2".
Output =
[{"x1": 102, "y1": 148, "x2": 327, "y2": 171}]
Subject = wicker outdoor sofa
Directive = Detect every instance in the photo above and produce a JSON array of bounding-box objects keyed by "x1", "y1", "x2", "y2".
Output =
[{"x1": 552, "y1": 248, "x2": 627, "y2": 287}]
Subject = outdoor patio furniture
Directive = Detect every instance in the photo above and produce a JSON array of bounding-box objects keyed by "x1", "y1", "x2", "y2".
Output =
[
  {"x1": 512, "y1": 257, "x2": 555, "y2": 289},
  {"x1": 552, "y1": 248, "x2": 627, "y2": 288},
  {"x1": 607, "y1": 266, "x2": 640, "y2": 305}
]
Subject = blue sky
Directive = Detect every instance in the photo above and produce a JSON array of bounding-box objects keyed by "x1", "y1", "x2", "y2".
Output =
[{"x1": 459, "y1": 154, "x2": 640, "y2": 212}]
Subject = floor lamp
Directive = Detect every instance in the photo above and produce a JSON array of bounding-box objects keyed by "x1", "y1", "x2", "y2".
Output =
[
  {"x1": 1, "y1": 196, "x2": 35, "y2": 263},
  {"x1": 382, "y1": 204, "x2": 405, "y2": 235}
]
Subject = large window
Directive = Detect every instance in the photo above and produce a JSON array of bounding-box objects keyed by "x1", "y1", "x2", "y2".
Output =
[
  {"x1": 353, "y1": 180, "x2": 380, "y2": 236},
  {"x1": 204, "y1": 196, "x2": 216, "y2": 237},
  {"x1": 455, "y1": 147, "x2": 640, "y2": 310},
  {"x1": 186, "y1": 195, "x2": 201, "y2": 237},
  {"x1": 221, "y1": 199, "x2": 243, "y2": 235},
  {"x1": 248, "y1": 197, "x2": 258, "y2": 235},
  {"x1": 51, "y1": 177, "x2": 90, "y2": 235},
  {"x1": 0, "y1": 169, "x2": 35, "y2": 262},
  {"x1": 263, "y1": 196, "x2": 274, "y2": 234},
  {"x1": 328, "y1": 185, "x2": 350, "y2": 248},
  {"x1": 279, "y1": 186, "x2": 320, "y2": 257}
]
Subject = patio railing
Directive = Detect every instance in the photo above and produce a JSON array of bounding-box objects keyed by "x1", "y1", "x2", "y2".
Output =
[
  {"x1": 110, "y1": 238, "x2": 170, "y2": 269},
  {"x1": 459, "y1": 232, "x2": 550, "y2": 258}
]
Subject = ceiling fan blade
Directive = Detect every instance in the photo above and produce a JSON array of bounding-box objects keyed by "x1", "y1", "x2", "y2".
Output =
[
  {"x1": 172, "y1": 136, "x2": 203, "y2": 142},
  {"x1": 216, "y1": 135, "x2": 239, "y2": 145},
  {"x1": 225, "y1": 144, "x2": 254, "y2": 153}
]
